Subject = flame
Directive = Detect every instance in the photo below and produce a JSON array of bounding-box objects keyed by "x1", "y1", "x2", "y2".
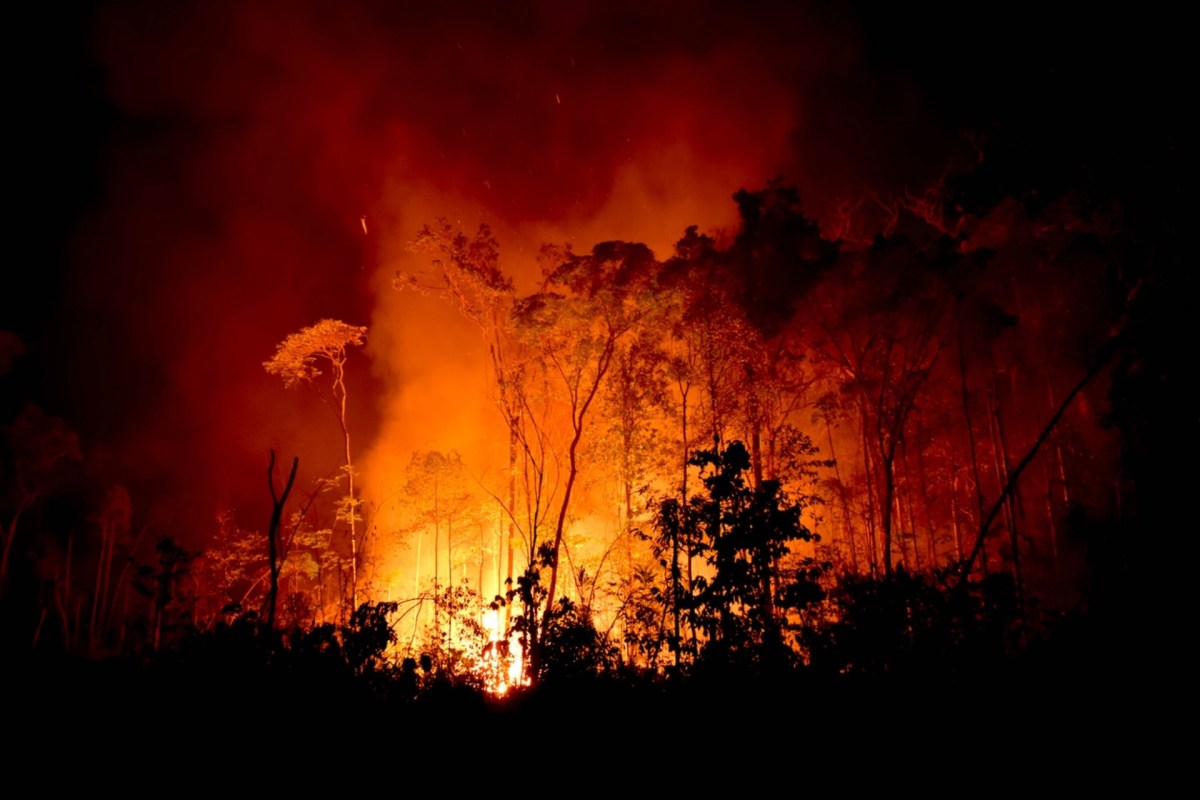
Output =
[
  {"x1": 59, "y1": 1, "x2": 1126, "y2": 680},
  {"x1": 481, "y1": 606, "x2": 526, "y2": 695}
]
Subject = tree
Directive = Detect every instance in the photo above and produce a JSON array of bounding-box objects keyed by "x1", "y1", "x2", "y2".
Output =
[
  {"x1": 131, "y1": 536, "x2": 198, "y2": 653},
  {"x1": 515, "y1": 241, "x2": 662, "y2": 665},
  {"x1": 655, "y1": 440, "x2": 816, "y2": 672},
  {"x1": 806, "y1": 235, "x2": 956, "y2": 576},
  {"x1": 397, "y1": 449, "x2": 491, "y2": 651},
  {"x1": 401, "y1": 221, "x2": 523, "y2": 627},
  {"x1": 1, "y1": 404, "x2": 82, "y2": 596},
  {"x1": 404, "y1": 226, "x2": 665, "y2": 682},
  {"x1": 265, "y1": 319, "x2": 367, "y2": 612},
  {"x1": 266, "y1": 450, "x2": 299, "y2": 629}
]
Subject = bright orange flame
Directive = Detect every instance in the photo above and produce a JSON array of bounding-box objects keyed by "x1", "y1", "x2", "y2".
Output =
[{"x1": 481, "y1": 607, "x2": 526, "y2": 695}]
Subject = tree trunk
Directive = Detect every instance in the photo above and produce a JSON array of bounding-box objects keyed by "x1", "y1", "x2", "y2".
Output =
[
  {"x1": 267, "y1": 451, "x2": 299, "y2": 630},
  {"x1": 541, "y1": 341, "x2": 615, "y2": 641},
  {"x1": 1, "y1": 494, "x2": 32, "y2": 596},
  {"x1": 959, "y1": 353, "x2": 1111, "y2": 581},
  {"x1": 675, "y1": 380, "x2": 690, "y2": 666},
  {"x1": 824, "y1": 416, "x2": 858, "y2": 573},
  {"x1": 957, "y1": 320, "x2": 988, "y2": 577},
  {"x1": 859, "y1": 403, "x2": 880, "y2": 576},
  {"x1": 986, "y1": 381, "x2": 1022, "y2": 602},
  {"x1": 505, "y1": 424, "x2": 517, "y2": 633}
]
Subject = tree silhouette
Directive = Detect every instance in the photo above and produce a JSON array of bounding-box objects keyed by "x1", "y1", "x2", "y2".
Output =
[
  {"x1": 266, "y1": 450, "x2": 299, "y2": 629},
  {"x1": 1, "y1": 404, "x2": 81, "y2": 596},
  {"x1": 656, "y1": 440, "x2": 816, "y2": 672}
]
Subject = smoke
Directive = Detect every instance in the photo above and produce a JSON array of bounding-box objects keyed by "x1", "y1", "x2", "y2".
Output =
[{"x1": 48, "y1": 0, "x2": 964, "y2": 548}]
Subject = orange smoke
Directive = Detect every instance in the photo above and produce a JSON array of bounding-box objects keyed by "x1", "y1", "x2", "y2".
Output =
[{"x1": 72, "y1": 0, "x2": 960, "y2": 577}]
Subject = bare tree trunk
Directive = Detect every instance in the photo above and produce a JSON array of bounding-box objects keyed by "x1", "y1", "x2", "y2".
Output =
[
  {"x1": 541, "y1": 340, "x2": 615, "y2": 637},
  {"x1": 747, "y1": 365, "x2": 764, "y2": 488},
  {"x1": 993, "y1": 395, "x2": 1024, "y2": 602},
  {"x1": 950, "y1": 467, "x2": 964, "y2": 562},
  {"x1": 542, "y1": 417, "x2": 586, "y2": 631},
  {"x1": 267, "y1": 451, "x2": 299, "y2": 630},
  {"x1": 913, "y1": 420, "x2": 939, "y2": 568},
  {"x1": 880, "y1": 451, "x2": 897, "y2": 577},
  {"x1": 675, "y1": 380, "x2": 689, "y2": 667},
  {"x1": 1042, "y1": 458, "x2": 1060, "y2": 567},
  {"x1": 433, "y1": 476, "x2": 440, "y2": 601},
  {"x1": 89, "y1": 518, "x2": 113, "y2": 653},
  {"x1": 824, "y1": 416, "x2": 858, "y2": 572},
  {"x1": 332, "y1": 358, "x2": 359, "y2": 613},
  {"x1": 1046, "y1": 379, "x2": 1072, "y2": 563},
  {"x1": 957, "y1": 321, "x2": 989, "y2": 576},
  {"x1": 900, "y1": 437, "x2": 921, "y2": 571},
  {"x1": 859, "y1": 403, "x2": 880, "y2": 576},
  {"x1": 478, "y1": 520, "x2": 485, "y2": 620},
  {"x1": 505, "y1": 424, "x2": 516, "y2": 633},
  {"x1": 960, "y1": 353, "x2": 1110, "y2": 581},
  {"x1": 63, "y1": 531, "x2": 74, "y2": 653},
  {"x1": 1, "y1": 495, "x2": 32, "y2": 597},
  {"x1": 413, "y1": 522, "x2": 422, "y2": 598}
]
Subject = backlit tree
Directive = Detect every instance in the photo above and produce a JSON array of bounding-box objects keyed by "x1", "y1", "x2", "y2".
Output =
[{"x1": 265, "y1": 319, "x2": 368, "y2": 612}]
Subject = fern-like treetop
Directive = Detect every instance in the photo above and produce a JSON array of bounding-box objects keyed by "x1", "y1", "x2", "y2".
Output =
[{"x1": 263, "y1": 319, "x2": 367, "y2": 389}]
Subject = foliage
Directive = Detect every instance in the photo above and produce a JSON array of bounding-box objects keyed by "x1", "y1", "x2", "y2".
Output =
[
  {"x1": 407, "y1": 583, "x2": 494, "y2": 691},
  {"x1": 130, "y1": 536, "x2": 199, "y2": 651},
  {"x1": 342, "y1": 600, "x2": 400, "y2": 675},
  {"x1": 795, "y1": 568, "x2": 1025, "y2": 677},
  {"x1": 1, "y1": 404, "x2": 83, "y2": 589},
  {"x1": 506, "y1": 563, "x2": 547, "y2": 680},
  {"x1": 652, "y1": 440, "x2": 818, "y2": 673},
  {"x1": 262, "y1": 319, "x2": 367, "y2": 389},
  {"x1": 264, "y1": 319, "x2": 368, "y2": 612},
  {"x1": 402, "y1": 219, "x2": 514, "y2": 326},
  {"x1": 399, "y1": 450, "x2": 486, "y2": 591},
  {"x1": 613, "y1": 561, "x2": 671, "y2": 672},
  {"x1": 537, "y1": 597, "x2": 619, "y2": 683}
]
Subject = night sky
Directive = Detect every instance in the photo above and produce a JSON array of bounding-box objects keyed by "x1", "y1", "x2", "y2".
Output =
[{"x1": 5, "y1": 1, "x2": 1183, "y2": 549}]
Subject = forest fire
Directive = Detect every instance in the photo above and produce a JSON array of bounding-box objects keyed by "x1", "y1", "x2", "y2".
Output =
[
  {"x1": 479, "y1": 607, "x2": 526, "y2": 695},
  {"x1": 4, "y1": 2, "x2": 1181, "y2": 760}
]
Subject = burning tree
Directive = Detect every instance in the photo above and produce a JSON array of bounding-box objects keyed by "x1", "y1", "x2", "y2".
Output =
[
  {"x1": 511, "y1": 241, "x2": 663, "y2": 676},
  {"x1": 401, "y1": 221, "x2": 522, "y2": 618},
  {"x1": 264, "y1": 319, "x2": 368, "y2": 612},
  {"x1": 402, "y1": 226, "x2": 666, "y2": 681}
]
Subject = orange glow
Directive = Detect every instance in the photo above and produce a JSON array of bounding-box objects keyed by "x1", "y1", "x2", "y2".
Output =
[
  {"x1": 480, "y1": 607, "x2": 526, "y2": 695},
  {"x1": 33, "y1": 0, "x2": 1135, "y2": 686}
]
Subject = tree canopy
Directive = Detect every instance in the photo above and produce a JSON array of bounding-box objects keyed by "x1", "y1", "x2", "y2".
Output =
[{"x1": 263, "y1": 319, "x2": 368, "y2": 390}]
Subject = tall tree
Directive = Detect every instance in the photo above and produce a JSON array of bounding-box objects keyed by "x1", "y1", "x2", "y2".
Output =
[
  {"x1": 807, "y1": 235, "x2": 957, "y2": 575},
  {"x1": 518, "y1": 241, "x2": 661, "y2": 656},
  {"x1": 402, "y1": 221, "x2": 523, "y2": 628},
  {"x1": 264, "y1": 319, "x2": 368, "y2": 611}
]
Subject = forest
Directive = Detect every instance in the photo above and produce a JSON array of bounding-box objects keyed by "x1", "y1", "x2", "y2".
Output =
[
  {"x1": 3, "y1": 0, "x2": 1183, "y2": 775},
  {"x1": 6, "y1": 171, "x2": 1172, "y2": 707}
]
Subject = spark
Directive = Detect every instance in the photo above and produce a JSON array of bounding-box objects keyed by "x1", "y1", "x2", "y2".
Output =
[{"x1": 360, "y1": 215, "x2": 368, "y2": 235}]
